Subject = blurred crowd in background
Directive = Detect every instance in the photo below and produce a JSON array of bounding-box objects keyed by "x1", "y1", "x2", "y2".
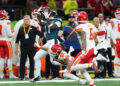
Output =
[{"x1": 0, "y1": 0, "x2": 120, "y2": 21}]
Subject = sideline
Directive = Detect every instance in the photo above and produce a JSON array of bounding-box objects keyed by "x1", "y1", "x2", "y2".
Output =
[{"x1": 0, "y1": 78, "x2": 120, "y2": 84}]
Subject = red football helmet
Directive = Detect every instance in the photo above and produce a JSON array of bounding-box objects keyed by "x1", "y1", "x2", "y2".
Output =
[
  {"x1": 71, "y1": 10, "x2": 79, "y2": 15},
  {"x1": 0, "y1": 10, "x2": 8, "y2": 19},
  {"x1": 50, "y1": 44, "x2": 63, "y2": 57},
  {"x1": 115, "y1": 8, "x2": 120, "y2": 19},
  {"x1": 31, "y1": 9, "x2": 38, "y2": 21},
  {"x1": 77, "y1": 11, "x2": 88, "y2": 23},
  {"x1": 32, "y1": 9, "x2": 38, "y2": 15}
]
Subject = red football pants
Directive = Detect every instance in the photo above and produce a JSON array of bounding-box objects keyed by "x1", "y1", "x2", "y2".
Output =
[{"x1": 0, "y1": 40, "x2": 13, "y2": 59}]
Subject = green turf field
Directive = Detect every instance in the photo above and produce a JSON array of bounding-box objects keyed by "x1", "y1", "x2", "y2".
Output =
[
  {"x1": 0, "y1": 81, "x2": 120, "y2": 86},
  {"x1": 0, "y1": 78, "x2": 120, "y2": 86}
]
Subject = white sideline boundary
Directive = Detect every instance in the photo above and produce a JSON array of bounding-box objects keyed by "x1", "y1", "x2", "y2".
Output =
[{"x1": 0, "y1": 78, "x2": 120, "y2": 84}]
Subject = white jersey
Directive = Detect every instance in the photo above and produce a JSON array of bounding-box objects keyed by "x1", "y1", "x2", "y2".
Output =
[
  {"x1": 103, "y1": 21, "x2": 116, "y2": 48},
  {"x1": 75, "y1": 22, "x2": 96, "y2": 50},
  {"x1": 0, "y1": 20, "x2": 14, "y2": 41},
  {"x1": 96, "y1": 21, "x2": 107, "y2": 50},
  {"x1": 50, "y1": 50, "x2": 73, "y2": 65},
  {"x1": 97, "y1": 22, "x2": 106, "y2": 43},
  {"x1": 110, "y1": 18, "x2": 120, "y2": 39}
]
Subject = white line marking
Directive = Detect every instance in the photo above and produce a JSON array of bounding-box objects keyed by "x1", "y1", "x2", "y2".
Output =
[{"x1": 0, "y1": 78, "x2": 120, "y2": 84}]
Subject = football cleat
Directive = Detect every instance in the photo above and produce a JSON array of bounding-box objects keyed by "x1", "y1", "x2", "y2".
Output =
[{"x1": 32, "y1": 76, "x2": 41, "y2": 82}]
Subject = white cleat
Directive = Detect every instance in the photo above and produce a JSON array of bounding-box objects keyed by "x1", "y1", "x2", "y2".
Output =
[
  {"x1": 9, "y1": 75, "x2": 18, "y2": 79},
  {"x1": 80, "y1": 79, "x2": 87, "y2": 85}
]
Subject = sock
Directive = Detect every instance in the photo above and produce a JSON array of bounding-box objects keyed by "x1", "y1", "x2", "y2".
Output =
[
  {"x1": 0, "y1": 58, "x2": 5, "y2": 72},
  {"x1": 71, "y1": 63, "x2": 92, "y2": 71},
  {"x1": 8, "y1": 59, "x2": 14, "y2": 76},
  {"x1": 34, "y1": 59, "x2": 41, "y2": 78}
]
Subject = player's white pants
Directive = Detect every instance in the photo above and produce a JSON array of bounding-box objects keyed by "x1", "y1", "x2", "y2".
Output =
[
  {"x1": 71, "y1": 63, "x2": 92, "y2": 71},
  {"x1": 71, "y1": 64, "x2": 94, "y2": 85},
  {"x1": 63, "y1": 72, "x2": 80, "y2": 80},
  {"x1": 34, "y1": 39, "x2": 57, "y2": 78},
  {"x1": 114, "y1": 57, "x2": 120, "y2": 77}
]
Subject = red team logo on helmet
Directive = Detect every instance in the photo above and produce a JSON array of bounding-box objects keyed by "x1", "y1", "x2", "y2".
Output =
[
  {"x1": 0, "y1": 10, "x2": 8, "y2": 19},
  {"x1": 115, "y1": 8, "x2": 120, "y2": 19},
  {"x1": 50, "y1": 44, "x2": 63, "y2": 56},
  {"x1": 77, "y1": 11, "x2": 88, "y2": 22}
]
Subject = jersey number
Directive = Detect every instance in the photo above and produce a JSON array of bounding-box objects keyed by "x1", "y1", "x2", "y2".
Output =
[
  {"x1": 89, "y1": 28, "x2": 93, "y2": 40},
  {"x1": 118, "y1": 23, "x2": 120, "y2": 32},
  {"x1": 60, "y1": 52, "x2": 65, "y2": 58},
  {"x1": 0, "y1": 25, "x2": 2, "y2": 35}
]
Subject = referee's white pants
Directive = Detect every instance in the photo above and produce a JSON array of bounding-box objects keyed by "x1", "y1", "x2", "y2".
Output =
[{"x1": 34, "y1": 39, "x2": 57, "y2": 78}]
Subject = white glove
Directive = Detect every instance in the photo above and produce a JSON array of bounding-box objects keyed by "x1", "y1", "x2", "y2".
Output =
[
  {"x1": 59, "y1": 69, "x2": 68, "y2": 73},
  {"x1": 42, "y1": 9, "x2": 51, "y2": 19},
  {"x1": 38, "y1": 7, "x2": 42, "y2": 12},
  {"x1": 34, "y1": 42, "x2": 41, "y2": 48}
]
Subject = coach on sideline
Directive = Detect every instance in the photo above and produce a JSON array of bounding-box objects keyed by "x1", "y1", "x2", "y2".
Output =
[{"x1": 15, "y1": 15, "x2": 43, "y2": 80}]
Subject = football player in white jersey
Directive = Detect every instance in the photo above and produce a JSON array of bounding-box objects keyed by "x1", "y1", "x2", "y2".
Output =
[
  {"x1": 93, "y1": 16, "x2": 108, "y2": 78},
  {"x1": 0, "y1": 10, "x2": 17, "y2": 78},
  {"x1": 74, "y1": 11, "x2": 98, "y2": 86},
  {"x1": 35, "y1": 42, "x2": 107, "y2": 86},
  {"x1": 99, "y1": 14, "x2": 115, "y2": 78},
  {"x1": 35, "y1": 43, "x2": 100, "y2": 85},
  {"x1": 110, "y1": 8, "x2": 120, "y2": 77},
  {"x1": 75, "y1": 11, "x2": 96, "y2": 51}
]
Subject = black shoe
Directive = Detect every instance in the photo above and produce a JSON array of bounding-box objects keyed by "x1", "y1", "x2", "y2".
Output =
[
  {"x1": 20, "y1": 78, "x2": 25, "y2": 80},
  {"x1": 101, "y1": 76, "x2": 106, "y2": 78},
  {"x1": 108, "y1": 75, "x2": 114, "y2": 78},
  {"x1": 32, "y1": 76, "x2": 40, "y2": 82}
]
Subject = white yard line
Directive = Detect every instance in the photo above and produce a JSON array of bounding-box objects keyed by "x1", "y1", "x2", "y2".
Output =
[{"x1": 0, "y1": 78, "x2": 120, "y2": 84}]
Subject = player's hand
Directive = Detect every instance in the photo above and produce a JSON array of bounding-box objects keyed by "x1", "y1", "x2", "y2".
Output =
[
  {"x1": 42, "y1": 9, "x2": 51, "y2": 19},
  {"x1": 34, "y1": 42, "x2": 40, "y2": 48}
]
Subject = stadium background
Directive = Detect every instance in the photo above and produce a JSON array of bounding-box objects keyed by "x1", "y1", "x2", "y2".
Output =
[{"x1": 0, "y1": 0, "x2": 120, "y2": 86}]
